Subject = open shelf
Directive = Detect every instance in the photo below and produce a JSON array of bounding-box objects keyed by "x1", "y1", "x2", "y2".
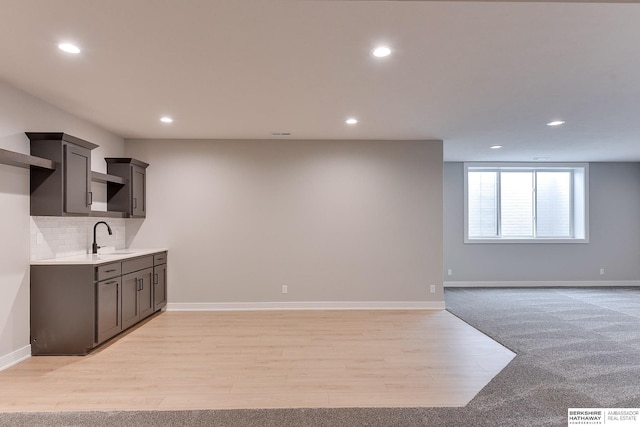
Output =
[
  {"x1": 0, "y1": 148, "x2": 56, "y2": 170},
  {"x1": 91, "y1": 171, "x2": 126, "y2": 185}
]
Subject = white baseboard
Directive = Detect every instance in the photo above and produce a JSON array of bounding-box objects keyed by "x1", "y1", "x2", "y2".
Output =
[
  {"x1": 168, "y1": 300, "x2": 445, "y2": 311},
  {"x1": 0, "y1": 345, "x2": 30, "y2": 372},
  {"x1": 444, "y1": 280, "x2": 640, "y2": 288}
]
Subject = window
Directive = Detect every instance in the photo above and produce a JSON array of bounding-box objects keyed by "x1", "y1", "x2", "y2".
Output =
[{"x1": 464, "y1": 163, "x2": 588, "y2": 243}]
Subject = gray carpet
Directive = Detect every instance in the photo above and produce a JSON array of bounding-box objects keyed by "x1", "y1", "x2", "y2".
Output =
[{"x1": 2, "y1": 287, "x2": 640, "y2": 427}]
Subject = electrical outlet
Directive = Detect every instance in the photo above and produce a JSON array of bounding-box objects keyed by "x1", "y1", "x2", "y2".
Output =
[
  {"x1": 600, "y1": 268, "x2": 605, "y2": 275},
  {"x1": 447, "y1": 269, "x2": 452, "y2": 276},
  {"x1": 282, "y1": 285, "x2": 288, "y2": 294},
  {"x1": 36, "y1": 232, "x2": 44, "y2": 245},
  {"x1": 429, "y1": 285, "x2": 436, "y2": 293}
]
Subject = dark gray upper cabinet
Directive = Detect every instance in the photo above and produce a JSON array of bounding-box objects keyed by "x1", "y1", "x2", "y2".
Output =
[
  {"x1": 27, "y1": 132, "x2": 97, "y2": 216},
  {"x1": 65, "y1": 143, "x2": 93, "y2": 214},
  {"x1": 106, "y1": 158, "x2": 149, "y2": 218}
]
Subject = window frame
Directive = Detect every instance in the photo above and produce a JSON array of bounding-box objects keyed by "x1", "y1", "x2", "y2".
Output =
[{"x1": 463, "y1": 162, "x2": 589, "y2": 244}]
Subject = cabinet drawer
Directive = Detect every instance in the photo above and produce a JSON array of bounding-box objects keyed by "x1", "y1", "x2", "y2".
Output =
[
  {"x1": 122, "y1": 256, "x2": 153, "y2": 275},
  {"x1": 153, "y1": 252, "x2": 167, "y2": 265},
  {"x1": 96, "y1": 262, "x2": 122, "y2": 281}
]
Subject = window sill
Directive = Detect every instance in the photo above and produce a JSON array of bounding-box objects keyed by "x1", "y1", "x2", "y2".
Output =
[{"x1": 464, "y1": 237, "x2": 589, "y2": 244}]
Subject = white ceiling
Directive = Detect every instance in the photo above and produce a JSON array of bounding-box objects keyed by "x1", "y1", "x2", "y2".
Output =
[{"x1": 1, "y1": 0, "x2": 640, "y2": 161}]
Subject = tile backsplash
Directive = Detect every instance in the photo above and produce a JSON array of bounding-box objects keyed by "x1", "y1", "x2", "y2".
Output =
[{"x1": 31, "y1": 217, "x2": 126, "y2": 261}]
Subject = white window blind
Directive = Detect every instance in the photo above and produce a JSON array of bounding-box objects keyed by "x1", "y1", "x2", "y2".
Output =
[
  {"x1": 501, "y1": 171, "x2": 534, "y2": 237},
  {"x1": 464, "y1": 163, "x2": 588, "y2": 243},
  {"x1": 536, "y1": 171, "x2": 571, "y2": 238},
  {"x1": 468, "y1": 171, "x2": 497, "y2": 238}
]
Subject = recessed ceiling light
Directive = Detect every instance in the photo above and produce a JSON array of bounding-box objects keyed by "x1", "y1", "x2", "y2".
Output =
[
  {"x1": 490, "y1": 145, "x2": 503, "y2": 149},
  {"x1": 58, "y1": 43, "x2": 81, "y2": 54},
  {"x1": 547, "y1": 120, "x2": 565, "y2": 127},
  {"x1": 371, "y1": 46, "x2": 391, "y2": 58},
  {"x1": 346, "y1": 118, "x2": 358, "y2": 125},
  {"x1": 160, "y1": 116, "x2": 173, "y2": 123}
]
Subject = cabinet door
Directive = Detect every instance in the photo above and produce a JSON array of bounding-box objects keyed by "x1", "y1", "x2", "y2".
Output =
[
  {"x1": 96, "y1": 278, "x2": 122, "y2": 344},
  {"x1": 121, "y1": 272, "x2": 140, "y2": 330},
  {"x1": 154, "y1": 263, "x2": 167, "y2": 311},
  {"x1": 64, "y1": 143, "x2": 91, "y2": 214},
  {"x1": 138, "y1": 268, "x2": 154, "y2": 320},
  {"x1": 132, "y1": 165, "x2": 146, "y2": 217}
]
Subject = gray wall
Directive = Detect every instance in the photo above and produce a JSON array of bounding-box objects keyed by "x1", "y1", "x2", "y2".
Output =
[
  {"x1": 125, "y1": 138, "x2": 444, "y2": 306},
  {"x1": 444, "y1": 162, "x2": 640, "y2": 283},
  {"x1": 0, "y1": 79, "x2": 124, "y2": 366}
]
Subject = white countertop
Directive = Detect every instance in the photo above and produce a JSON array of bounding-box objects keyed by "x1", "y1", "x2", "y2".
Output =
[{"x1": 31, "y1": 248, "x2": 168, "y2": 266}]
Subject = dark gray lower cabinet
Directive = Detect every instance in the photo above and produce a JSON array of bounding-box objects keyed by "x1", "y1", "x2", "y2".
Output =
[
  {"x1": 154, "y1": 263, "x2": 167, "y2": 311},
  {"x1": 96, "y1": 277, "x2": 122, "y2": 343},
  {"x1": 122, "y1": 268, "x2": 154, "y2": 330},
  {"x1": 30, "y1": 251, "x2": 167, "y2": 355},
  {"x1": 31, "y1": 265, "x2": 95, "y2": 355},
  {"x1": 153, "y1": 252, "x2": 168, "y2": 311}
]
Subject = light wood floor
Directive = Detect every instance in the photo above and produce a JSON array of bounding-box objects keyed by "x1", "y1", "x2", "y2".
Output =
[{"x1": 0, "y1": 310, "x2": 514, "y2": 412}]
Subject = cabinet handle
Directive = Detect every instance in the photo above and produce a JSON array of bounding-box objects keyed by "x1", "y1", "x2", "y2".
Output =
[
  {"x1": 87, "y1": 191, "x2": 93, "y2": 206},
  {"x1": 133, "y1": 198, "x2": 137, "y2": 209},
  {"x1": 154, "y1": 273, "x2": 158, "y2": 285},
  {"x1": 104, "y1": 280, "x2": 117, "y2": 285},
  {"x1": 104, "y1": 269, "x2": 117, "y2": 273}
]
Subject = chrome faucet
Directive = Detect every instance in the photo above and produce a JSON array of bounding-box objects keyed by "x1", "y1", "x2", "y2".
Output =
[{"x1": 92, "y1": 221, "x2": 113, "y2": 254}]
